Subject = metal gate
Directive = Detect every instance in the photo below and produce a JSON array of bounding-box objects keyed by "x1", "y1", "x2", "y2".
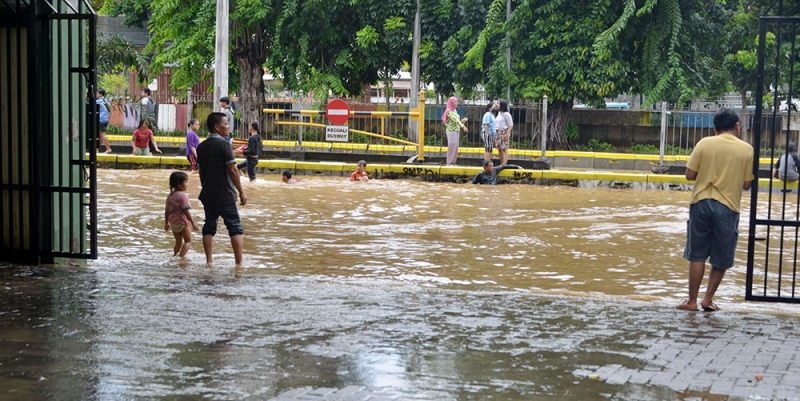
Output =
[
  {"x1": 0, "y1": 0, "x2": 97, "y2": 262},
  {"x1": 747, "y1": 4, "x2": 800, "y2": 303}
]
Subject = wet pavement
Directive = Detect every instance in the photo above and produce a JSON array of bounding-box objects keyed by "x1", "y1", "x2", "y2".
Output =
[{"x1": 2, "y1": 264, "x2": 800, "y2": 400}]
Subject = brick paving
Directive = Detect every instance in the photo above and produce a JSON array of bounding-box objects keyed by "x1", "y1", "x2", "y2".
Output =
[{"x1": 267, "y1": 296, "x2": 800, "y2": 401}]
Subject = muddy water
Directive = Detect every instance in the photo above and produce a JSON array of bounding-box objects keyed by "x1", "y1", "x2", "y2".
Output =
[
  {"x1": 2, "y1": 169, "x2": 800, "y2": 400},
  {"x1": 95, "y1": 169, "x2": 783, "y2": 310}
]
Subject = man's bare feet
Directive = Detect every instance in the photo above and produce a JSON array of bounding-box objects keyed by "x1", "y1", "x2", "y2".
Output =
[{"x1": 676, "y1": 300, "x2": 699, "y2": 311}]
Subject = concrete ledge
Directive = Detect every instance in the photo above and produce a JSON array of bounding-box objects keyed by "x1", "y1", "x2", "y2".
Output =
[
  {"x1": 594, "y1": 153, "x2": 636, "y2": 170},
  {"x1": 295, "y1": 161, "x2": 345, "y2": 177},
  {"x1": 301, "y1": 142, "x2": 331, "y2": 153},
  {"x1": 331, "y1": 143, "x2": 368, "y2": 154},
  {"x1": 368, "y1": 144, "x2": 410, "y2": 156},
  {"x1": 94, "y1": 153, "x2": 797, "y2": 192}
]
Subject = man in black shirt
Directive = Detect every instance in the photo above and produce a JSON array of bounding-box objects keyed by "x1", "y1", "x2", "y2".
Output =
[
  {"x1": 197, "y1": 112, "x2": 248, "y2": 265},
  {"x1": 472, "y1": 160, "x2": 523, "y2": 185}
]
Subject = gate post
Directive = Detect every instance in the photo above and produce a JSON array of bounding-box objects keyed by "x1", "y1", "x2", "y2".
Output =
[
  {"x1": 417, "y1": 90, "x2": 426, "y2": 161},
  {"x1": 187, "y1": 87, "x2": 193, "y2": 122},
  {"x1": 541, "y1": 95, "x2": 548, "y2": 159},
  {"x1": 659, "y1": 101, "x2": 667, "y2": 164}
]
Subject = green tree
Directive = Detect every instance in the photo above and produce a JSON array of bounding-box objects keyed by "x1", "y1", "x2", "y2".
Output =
[
  {"x1": 355, "y1": 6, "x2": 413, "y2": 107},
  {"x1": 422, "y1": 0, "x2": 490, "y2": 100},
  {"x1": 268, "y1": 0, "x2": 379, "y2": 104},
  {"x1": 108, "y1": 0, "x2": 276, "y2": 138},
  {"x1": 466, "y1": 0, "x2": 638, "y2": 149}
]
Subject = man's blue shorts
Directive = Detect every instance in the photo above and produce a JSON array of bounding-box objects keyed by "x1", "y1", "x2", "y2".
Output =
[
  {"x1": 201, "y1": 202, "x2": 243, "y2": 237},
  {"x1": 683, "y1": 198, "x2": 740, "y2": 269}
]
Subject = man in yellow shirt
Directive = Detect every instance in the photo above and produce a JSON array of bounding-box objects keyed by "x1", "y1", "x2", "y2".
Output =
[{"x1": 678, "y1": 108, "x2": 754, "y2": 312}]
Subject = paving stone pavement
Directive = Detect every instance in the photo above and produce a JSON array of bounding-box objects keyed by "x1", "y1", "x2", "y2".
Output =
[{"x1": 267, "y1": 300, "x2": 800, "y2": 401}]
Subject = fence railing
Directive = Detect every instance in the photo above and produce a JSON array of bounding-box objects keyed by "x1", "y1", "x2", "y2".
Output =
[{"x1": 109, "y1": 93, "x2": 800, "y2": 162}]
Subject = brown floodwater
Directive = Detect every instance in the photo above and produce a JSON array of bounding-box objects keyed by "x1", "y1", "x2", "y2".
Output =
[{"x1": 96, "y1": 169, "x2": 798, "y2": 314}]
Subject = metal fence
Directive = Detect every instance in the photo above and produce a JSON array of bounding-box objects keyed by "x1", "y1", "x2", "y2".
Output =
[{"x1": 258, "y1": 101, "x2": 544, "y2": 151}]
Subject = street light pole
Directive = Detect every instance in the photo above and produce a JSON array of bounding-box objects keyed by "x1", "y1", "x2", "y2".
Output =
[
  {"x1": 214, "y1": 0, "x2": 229, "y2": 112},
  {"x1": 409, "y1": 0, "x2": 422, "y2": 142}
]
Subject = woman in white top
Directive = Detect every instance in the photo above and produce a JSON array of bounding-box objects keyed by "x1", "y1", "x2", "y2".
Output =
[{"x1": 494, "y1": 100, "x2": 513, "y2": 165}]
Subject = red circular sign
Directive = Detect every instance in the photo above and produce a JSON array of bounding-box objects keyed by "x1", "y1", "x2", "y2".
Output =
[{"x1": 325, "y1": 99, "x2": 350, "y2": 125}]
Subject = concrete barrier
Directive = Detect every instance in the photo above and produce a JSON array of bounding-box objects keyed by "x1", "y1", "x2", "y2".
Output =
[
  {"x1": 594, "y1": 153, "x2": 635, "y2": 170},
  {"x1": 551, "y1": 151, "x2": 595, "y2": 169}
]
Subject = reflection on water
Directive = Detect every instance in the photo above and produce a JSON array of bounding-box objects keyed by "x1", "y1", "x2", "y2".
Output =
[{"x1": 2, "y1": 169, "x2": 800, "y2": 400}]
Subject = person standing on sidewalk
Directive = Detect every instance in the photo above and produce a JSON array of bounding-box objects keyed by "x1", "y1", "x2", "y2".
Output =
[
  {"x1": 678, "y1": 108, "x2": 754, "y2": 312},
  {"x1": 96, "y1": 89, "x2": 113, "y2": 153},
  {"x1": 481, "y1": 102, "x2": 497, "y2": 162},
  {"x1": 197, "y1": 112, "x2": 247, "y2": 266},
  {"x1": 220, "y1": 97, "x2": 235, "y2": 143},
  {"x1": 442, "y1": 96, "x2": 468, "y2": 166},
  {"x1": 186, "y1": 119, "x2": 200, "y2": 173},
  {"x1": 494, "y1": 100, "x2": 513, "y2": 166}
]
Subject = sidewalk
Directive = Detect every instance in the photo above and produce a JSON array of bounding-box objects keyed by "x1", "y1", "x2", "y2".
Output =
[{"x1": 264, "y1": 293, "x2": 800, "y2": 401}]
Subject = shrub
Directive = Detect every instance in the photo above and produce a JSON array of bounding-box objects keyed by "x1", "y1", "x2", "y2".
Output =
[
  {"x1": 629, "y1": 143, "x2": 659, "y2": 154},
  {"x1": 666, "y1": 143, "x2": 692, "y2": 155},
  {"x1": 565, "y1": 122, "x2": 579, "y2": 142},
  {"x1": 576, "y1": 138, "x2": 616, "y2": 152}
]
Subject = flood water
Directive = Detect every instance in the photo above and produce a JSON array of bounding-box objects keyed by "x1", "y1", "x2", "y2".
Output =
[{"x1": 2, "y1": 169, "x2": 800, "y2": 400}]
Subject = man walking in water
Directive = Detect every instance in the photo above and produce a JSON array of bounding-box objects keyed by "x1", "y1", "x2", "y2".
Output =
[
  {"x1": 197, "y1": 112, "x2": 247, "y2": 266},
  {"x1": 678, "y1": 108, "x2": 754, "y2": 312}
]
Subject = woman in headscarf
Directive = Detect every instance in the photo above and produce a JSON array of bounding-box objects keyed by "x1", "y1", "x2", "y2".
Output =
[{"x1": 442, "y1": 96, "x2": 468, "y2": 165}]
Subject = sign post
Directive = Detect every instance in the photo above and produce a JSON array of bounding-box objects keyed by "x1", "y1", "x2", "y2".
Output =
[{"x1": 325, "y1": 99, "x2": 351, "y2": 142}]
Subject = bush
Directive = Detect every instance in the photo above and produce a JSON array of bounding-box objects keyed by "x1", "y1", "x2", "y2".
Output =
[
  {"x1": 511, "y1": 138, "x2": 536, "y2": 150},
  {"x1": 666, "y1": 143, "x2": 692, "y2": 155},
  {"x1": 628, "y1": 143, "x2": 659, "y2": 154},
  {"x1": 425, "y1": 134, "x2": 443, "y2": 147},
  {"x1": 302, "y1": 129, "x2": 322, "y2": 142},
  {"x1": 389, "y1": 129, "x2": 407, "y2": 142},
  {"x1": 575, "y1": 138, "x2": 616, "y2": 152},
  {"x1": 106, "y1": 125, "x2": 132, "y2": 136},
  {"x1": 565, "y1": 122, "x2": 579, "y2": 142}
]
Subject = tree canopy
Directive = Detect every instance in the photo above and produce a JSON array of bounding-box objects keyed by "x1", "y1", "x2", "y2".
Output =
[{"x1": 99, "y1": 0, "x2": 793, "y2": 146}]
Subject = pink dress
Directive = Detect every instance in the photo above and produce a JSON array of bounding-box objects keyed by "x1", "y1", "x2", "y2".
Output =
[{"x1": 165, "y1": 191, "x2": 192, "y2": 230}]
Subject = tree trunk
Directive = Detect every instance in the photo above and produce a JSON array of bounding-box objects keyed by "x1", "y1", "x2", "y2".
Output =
[
  {"x1": 236, "y1": 55, "x2": 266, "y2": 140},
  {"x1": 548, "y1": 99, "x2": 574, "y2": 150},
  {"x1": 740, "y1": 91, "x2": 749, "y2": 144}
]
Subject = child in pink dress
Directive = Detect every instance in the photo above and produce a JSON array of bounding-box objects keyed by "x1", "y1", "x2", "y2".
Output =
[{"x1": 164, "y1": 171, "x2": 199, "y2": 257}]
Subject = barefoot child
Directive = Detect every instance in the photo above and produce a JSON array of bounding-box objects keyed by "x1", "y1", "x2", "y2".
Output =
[{"x1": 164, "y1": 171, "x2": 200, "y2": 257}]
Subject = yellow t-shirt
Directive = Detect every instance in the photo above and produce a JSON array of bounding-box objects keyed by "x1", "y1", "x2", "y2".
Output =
[{"x1": 686, "y1": 133, "x2": 754, "y2": 212}]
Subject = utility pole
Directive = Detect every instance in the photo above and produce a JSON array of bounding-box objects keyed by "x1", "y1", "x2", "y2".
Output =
[
  {"x1": 214, "y1": 0, "x2": 229, "y2": 112},
  {"x1": 408, "y1": 0, "x2": 422, "y2": 142}
]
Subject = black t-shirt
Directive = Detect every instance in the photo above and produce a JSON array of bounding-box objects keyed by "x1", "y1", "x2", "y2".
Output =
[
  {"x1": 243, "y1": 134, "x2": 262, "y2": 158},
  {"x1": 197, "y1": 134, "x2": 238, "y2": 205}
]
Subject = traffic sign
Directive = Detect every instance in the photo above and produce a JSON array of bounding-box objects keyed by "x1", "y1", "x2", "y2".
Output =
[{"x1": 325, "y1": 99, "x2": 350, "y2": 125}]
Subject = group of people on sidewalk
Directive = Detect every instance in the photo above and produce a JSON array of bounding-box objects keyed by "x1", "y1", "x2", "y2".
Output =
[{"x1": 441, "y1": 97, "x2": 515, "y2": 167}]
